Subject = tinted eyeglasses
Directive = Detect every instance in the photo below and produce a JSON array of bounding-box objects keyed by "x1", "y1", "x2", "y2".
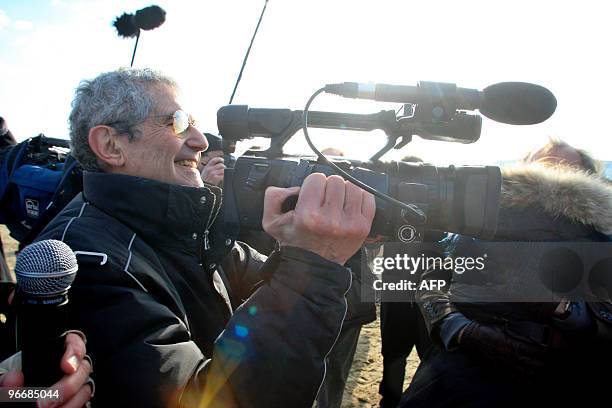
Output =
[
  {"x1": 106, "y1": 110, "x2": 196, "y2": 138},
  {"x1": 160, "y1": 110, "x2": 197, "y2": 137}
]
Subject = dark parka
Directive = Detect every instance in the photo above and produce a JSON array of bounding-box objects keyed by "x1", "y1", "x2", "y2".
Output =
[
  {"x1": 417, "y1": 163, "x2": 612, "y2": 364},
  {"x1": 37, "y1": 172, "x2": 354, "y2": 408}
]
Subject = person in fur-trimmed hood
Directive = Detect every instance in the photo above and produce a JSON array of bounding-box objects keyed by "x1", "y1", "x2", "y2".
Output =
[{"x1": 400, "y1": 140, "x2": 612, "y2": 408}]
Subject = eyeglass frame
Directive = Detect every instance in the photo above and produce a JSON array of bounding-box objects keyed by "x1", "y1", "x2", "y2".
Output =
[{"x1": 103, "y1": 109, "x2": 196, "y2": 139}]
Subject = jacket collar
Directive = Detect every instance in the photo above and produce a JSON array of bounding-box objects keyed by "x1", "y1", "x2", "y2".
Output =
[
  {"x1": 500, "y1": 163, "x2": 612, "y2": 235},
  {"x1": 82, "y1": 171, "x2": 223, "y2": 250}
]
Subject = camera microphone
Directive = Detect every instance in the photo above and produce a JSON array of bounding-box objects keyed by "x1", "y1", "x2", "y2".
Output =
[
  {"x1": 15, "y1": 239, "x2": 78, "y2": 386},
  {"x1": 324, "y1": 81, "x2": 557, "y2": 125}
]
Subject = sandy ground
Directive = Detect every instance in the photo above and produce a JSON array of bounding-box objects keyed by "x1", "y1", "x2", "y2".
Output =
[
  {"x1": 1, "y1": 225, "x2": 419, "y2": 407},
  {"x1": 340, "y1": 318, "x2": 419, "y2": 408}
]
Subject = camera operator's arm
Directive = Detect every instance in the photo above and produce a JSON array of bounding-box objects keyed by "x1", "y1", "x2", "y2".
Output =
[
  {"x1": 417, "y1": 262, "x2": 549, "y2": 374},
  {"x1": 415, "y1": 257, "x2": 459, "y2": 346},
  {"x1": 181, "y1": 174, "x2": 375, "y2": 407},
  {"x1": 456, "y1": 320, "x2": 548, "y2": 374},
  {"x1": 416, "y1": 235, "x2": 550, "y2": 374}
]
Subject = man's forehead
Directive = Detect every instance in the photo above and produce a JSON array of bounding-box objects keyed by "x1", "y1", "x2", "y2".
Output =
[{"x1": 148, "y1": 83, "x2": 181, "y2": 113}]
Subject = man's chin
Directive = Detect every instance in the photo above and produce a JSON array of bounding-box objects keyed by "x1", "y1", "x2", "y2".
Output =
[{"x1": 174, "y1": 166, "x2": 204, "y2": 187}]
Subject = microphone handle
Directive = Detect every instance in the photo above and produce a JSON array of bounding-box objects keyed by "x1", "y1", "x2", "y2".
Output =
[{"x1": 18, "y1": 302, "x2": 68, "y2": 387}]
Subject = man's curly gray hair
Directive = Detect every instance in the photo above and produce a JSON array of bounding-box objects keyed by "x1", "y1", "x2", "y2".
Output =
[{"x1": 68, "y1": 68, "x2": 178, "y2": 171}]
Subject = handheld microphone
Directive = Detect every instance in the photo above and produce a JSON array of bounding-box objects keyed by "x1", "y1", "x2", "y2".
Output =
[
  {"x1": 324, "y1": 81, "x2": 557, "y2": 125},
  {"x1": 15, "y1": 239, "x2": 78, "y2": 387}
]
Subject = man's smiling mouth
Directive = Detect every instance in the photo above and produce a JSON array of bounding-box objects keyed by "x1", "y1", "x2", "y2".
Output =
[{"x1": 175, "y1": 160, "x2": 198, "y2": 169}]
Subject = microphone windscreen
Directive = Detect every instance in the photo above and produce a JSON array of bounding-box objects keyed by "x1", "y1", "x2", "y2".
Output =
[
  {"x1": 134, "y1": 5, "x2": 166, "y2": 31},
  {"x1": 15, "y1": 240, "x2": 77, "y2": 298},
  {"x1": 113, "y1": 12, "x2": 139, "y2": 38},
  {"x1": 480, "y1": 82, "x2": 557, "y2": 125}
]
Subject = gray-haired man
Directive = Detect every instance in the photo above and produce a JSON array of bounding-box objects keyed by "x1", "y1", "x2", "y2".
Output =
[{"x1": 37, "y1": 68, "x2": 375, "y2": 407}]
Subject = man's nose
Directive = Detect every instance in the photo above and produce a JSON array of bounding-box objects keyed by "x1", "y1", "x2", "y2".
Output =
[{"x1": 185, "y1": 126, "x2": 209, "y2": 152}]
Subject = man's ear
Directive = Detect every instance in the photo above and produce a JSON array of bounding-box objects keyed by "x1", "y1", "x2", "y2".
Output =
[{"x1": 88, "y1": 125, "x2": 126, "y2": 169}]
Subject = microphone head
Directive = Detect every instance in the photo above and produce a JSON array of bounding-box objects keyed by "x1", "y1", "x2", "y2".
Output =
[
  {"x1": 15, "y1": 240, "x2": 78, "y2": 298},
  {"x1": 134, "y1": 5, "x2": 166, "y2": 31},
  {"x1": 114, "y1": 5, "x2": 166, "y2": 38},
  {"x1": 113, "y1": 13, "x2": 139, "y2": 38},
  {"x1": 480, "y1": 82, "x2": 557, "y2": 125}
]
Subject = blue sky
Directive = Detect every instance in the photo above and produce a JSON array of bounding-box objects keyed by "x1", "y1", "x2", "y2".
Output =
[{"x1": 1, "y1": 0, "x2": 611, "y2": 164}]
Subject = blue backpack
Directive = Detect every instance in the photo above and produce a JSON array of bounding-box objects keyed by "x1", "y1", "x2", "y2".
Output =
[{"x1": 0, "y1": 135, "x2": 83, "y2": 248}]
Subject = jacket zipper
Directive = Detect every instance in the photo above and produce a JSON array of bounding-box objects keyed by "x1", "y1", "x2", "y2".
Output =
[{"x1": 202, "y1": 190, "x2": 221, "y2": 252}]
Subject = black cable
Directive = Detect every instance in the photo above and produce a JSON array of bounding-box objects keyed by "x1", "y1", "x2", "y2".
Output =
[
  {"x1": 302, "y1": 88, "x2": 426, "y2": 222},
  {"x1": 228, "y1": 0, "x2": 269, "y2": 104}
]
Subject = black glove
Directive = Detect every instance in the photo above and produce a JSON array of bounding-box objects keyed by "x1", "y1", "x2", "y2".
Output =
[{"x1": 459, "y1": 320, "x2": 549, "y2": 375}]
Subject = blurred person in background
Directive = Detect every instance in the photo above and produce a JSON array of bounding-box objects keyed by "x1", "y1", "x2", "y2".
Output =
[
  {"x1": 401, "y1": 139, "x2": 612, "y2": 407},
  {"x1": 0, "y1": 116, "x2": 17, "y2": 281},
  {"x1": 0, "y1": 117, "x2": 17, "y2": 148},
  {"x1": 378, "y1": 155, "x2": 439, "y2": 408},
  {"x1": 198, "y1": 133, "x2": 225, "y2": 187}
]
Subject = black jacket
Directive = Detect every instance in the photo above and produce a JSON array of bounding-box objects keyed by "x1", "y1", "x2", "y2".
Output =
[
  {"x1": 237, "y1": 227, "x2": 375, "y2": 329},
  {"x1": 417, "y1": 164, "x2": 612, "y2": 346},
  {"x1": 37, "y1": 172, "x2": 354, "y2": 408}
]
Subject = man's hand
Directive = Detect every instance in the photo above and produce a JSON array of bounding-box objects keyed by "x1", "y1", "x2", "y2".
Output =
[
  {"x1": 199, "y1": 156, "x2": 226, "y2": 186},
  {"x1": 262, "y1": 173, "x2": 376, "y2": 265},
  {"x1": 0, "y1": 332, "x2": 93, "y2": 408},
  {"x1": 458, "y1": 320, "x2": 548, "y2": 375}
]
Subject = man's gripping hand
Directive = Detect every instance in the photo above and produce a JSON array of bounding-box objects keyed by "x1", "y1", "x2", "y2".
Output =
[{"x1": 262, "y1": 173, "x2": 375, "y2": 265}]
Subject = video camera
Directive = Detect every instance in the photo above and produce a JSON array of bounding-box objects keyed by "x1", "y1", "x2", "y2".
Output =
[{"x1": 217, "y1": 81, "x2": 556, "y2": 242}]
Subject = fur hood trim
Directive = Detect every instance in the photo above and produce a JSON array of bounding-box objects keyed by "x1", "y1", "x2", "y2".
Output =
[{"x1": 501, "y1": 164, "x2": 612, "y2": 235}]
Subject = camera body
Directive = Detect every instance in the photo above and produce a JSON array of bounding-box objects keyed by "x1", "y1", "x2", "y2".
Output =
[
  {"x1": 222, "y1": 155, "x2": 501, "y2": 243},
  {"x1": 215, "y1": 78, "x2": 553, "y2": 243}
]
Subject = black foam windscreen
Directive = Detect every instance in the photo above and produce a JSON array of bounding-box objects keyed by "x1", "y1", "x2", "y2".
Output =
[
  {"x1": 134, "y1": 5, "x2": 166, "y2": 31},
  {"x1": 114, "y1": 5, "x2": 166, "y2": 38},
  {"x1": 480, "y1": 82, "x2": 557, "y2": 125},
  {"x1": 113, "y1": 13, "x2": 139, "y2": 38}
]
